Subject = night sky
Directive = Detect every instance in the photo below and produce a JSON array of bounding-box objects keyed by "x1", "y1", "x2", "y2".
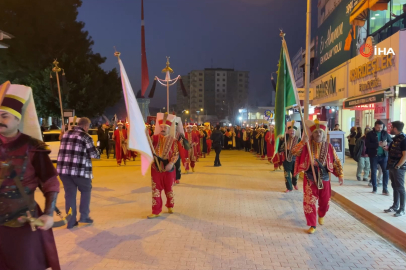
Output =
[{"x1": 78, "y1": 0, "x2": 318, "y2": 109}]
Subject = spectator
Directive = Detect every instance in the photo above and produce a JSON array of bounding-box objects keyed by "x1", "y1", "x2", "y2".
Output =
[
  {"x1": 384, "y1": 121, "x2": 406, "y2": 217},
  {"x1": 333, "y1": 124, "x2": 342, "y2": 131},
  {"x1": 365, "y1": 120, "x2": 393, "y2": 195},
  {"x1": 356, "y1": 127, "x2": 362, "y2": 142},
  {"x1": 57, "y1": 117, "x2": 100, "y2": 229},
  {"x1": 354, "y1": 127, "x2": 371, "y2": 181},
  {"x1": 211, "y1": 124, "x2": 224, "y2": 167},
  {"x1": 347, "y1": 127, "x2": 357, "y2": 157}
]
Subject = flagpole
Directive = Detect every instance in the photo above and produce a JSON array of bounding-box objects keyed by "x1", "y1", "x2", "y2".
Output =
[
  {"x1": 166, "y1": 71, "x2": 170, "y2": 113},
  {"x1": 281, "y1": 33, "x2": 321, "y2": 189}
]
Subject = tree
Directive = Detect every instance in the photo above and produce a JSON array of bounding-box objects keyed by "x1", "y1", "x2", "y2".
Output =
[{"x1": 0, "y1": 0, "x2": 122, "y2": 118}]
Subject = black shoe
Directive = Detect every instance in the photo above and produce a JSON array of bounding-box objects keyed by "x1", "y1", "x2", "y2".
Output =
[
  {"x1": 357, "y1": 177, "x2": 361, "y2": 181},
  {"x1": 214, "y1": 164, "x2": 219, "y2": 167},
  {"x1": 67, "y1": 221, "x2": 79, "y2": 229},
  {"x1": 218, "y1": 164, "x2": 222, "y2": 167},
  {"x1": 384, "y1": 206, "x2": 398, "y2": 213},
  {"x1": 372, "y1": 189, "x2": 377, "y2": 194},
  {"x1": 394, "y1": 210, "x2": 405, "y2": 217},
  {"x1": 363, "y1": 179, "x2": 368, "y2": 181},
  {"x1": 79, "y1": 217, "x2": 94, "y2": 224},
  {"x1": 382, "y1": 190, "x2": 390, "y2": 196}
]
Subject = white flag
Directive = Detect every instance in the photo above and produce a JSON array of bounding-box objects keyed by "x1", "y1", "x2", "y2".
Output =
[{"x1": 118, "y1": 58, "x2": 153, "y2": 175}]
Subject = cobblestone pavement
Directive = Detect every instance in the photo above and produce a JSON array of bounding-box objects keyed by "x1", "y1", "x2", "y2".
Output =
[{"x1": 47, "y1": 150, "x2": 406, "y2": 270}]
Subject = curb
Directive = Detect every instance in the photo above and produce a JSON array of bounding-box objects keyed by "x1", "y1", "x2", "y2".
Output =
[{"x1": 331, "y1": 189, "x2": 406, "y2": 252}]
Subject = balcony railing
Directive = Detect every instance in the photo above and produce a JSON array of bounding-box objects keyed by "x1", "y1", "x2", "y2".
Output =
[{"x1": 370, "y1": 14, "x2": 406, "y2": 44}]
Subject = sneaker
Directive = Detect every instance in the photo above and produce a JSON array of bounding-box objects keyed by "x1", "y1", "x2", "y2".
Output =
[
  {"x1": 394, "y1": 210, "x2": 405, "y2": 217},
  {"x1": 67, "y1": 221, "x2": 78, "y2": 229},
  {"x1": 79, "y1": 217, "x2": 94, "y2": 224},
  {"x1": 384, "y1": 206, "x2": 398, "y2": 213},
  {"x1": 357, "y1": 177, "x2": 361, "y2": 181},
  {"x1": 382, "y1": 190, "x2": 390, "y2": 196}
]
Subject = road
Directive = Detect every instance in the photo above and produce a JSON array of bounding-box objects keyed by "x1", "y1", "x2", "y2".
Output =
[{"x1": 46, "y1": 150, "x2": 406, "y2": 270}]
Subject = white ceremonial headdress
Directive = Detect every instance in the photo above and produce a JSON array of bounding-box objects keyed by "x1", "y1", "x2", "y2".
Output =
[
  {"x1": 0, "y1": 81, "x2": 42, "y2": 140},
  {"x1": 154, "y1": 112, "x2": 176, "y2": 137}
]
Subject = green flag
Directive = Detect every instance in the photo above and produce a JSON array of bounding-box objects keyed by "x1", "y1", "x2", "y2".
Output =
[{"x1": 274, "y1": 42, "x2": 299, "y2": 157}]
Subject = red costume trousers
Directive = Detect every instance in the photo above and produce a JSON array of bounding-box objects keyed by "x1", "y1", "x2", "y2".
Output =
[
  {"x1": 184, "y1": 161, "x2": 195, "y2": 171},
  {"x1": 151, "y1": 167, "x2": 175, "y2": 215},
  {"x1": 303, "y1": 176, "x2": 331, "y2": 227},
  {"x1": 207, "y1": 140, "x2": 212, "y2": 155}
]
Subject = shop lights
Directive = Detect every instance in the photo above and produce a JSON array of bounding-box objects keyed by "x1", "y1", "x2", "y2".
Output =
[{"x1": 371, "y1": 17, "x2": 376, "y2": 20}]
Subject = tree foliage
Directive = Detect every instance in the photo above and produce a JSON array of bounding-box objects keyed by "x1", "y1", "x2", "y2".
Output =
[{"x1": 0, "y1": 0, "x2": 122, "y2": 118}]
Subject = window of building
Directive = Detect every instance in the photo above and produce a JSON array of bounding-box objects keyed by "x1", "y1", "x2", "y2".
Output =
[
  {"x1": 223, "y1": 84, "x2": 225, "y2": 87},
  {"x1": 199, "y1": 89, "x2": 203, "y2": 92},
  {"x1": 223, "y1": 73, "x2": 225, "y2": 76},
  {"x1": 217, "y1": 79, "x2": 220, "y2": 81},
  {"x1": 239, "y1": 74, "x2": 243, "y2": 77},
  {"x1": 199, "y1": 78, "x2": 202, "y2": 81},
  {"x1": 369, "y1": 7, "x2": 391, "y2": 34},
  {"x1": 199, "y1": 99, "x2": 202, "y2": 102},
  {"x1": 239, "y1": 84, "x2": 243, "y2": 87},
  {"x1": 199, "y1": 73, "x2": 202, "y2": 76},
  {"x1": 199, "y1": 84, "x2": 202, "y2": 86},
  {"x1": 239, "y1": 79, "x2": 242, "y2": 82},
  {"x1": 223, "y1": 95, "x2": 225, "y2": 98},
  {"x1": 217, "y1": 73, "x2": 220, "y2": 76},
  {"x1": 217, "y1": 89, "x2": 220, "y2": 92},
  {"x1": 223, "y1": 89, "x2": 225, "y2": 92},
  {"x1": 223, "y1": 79, "x2": 225, "y2": 81}
]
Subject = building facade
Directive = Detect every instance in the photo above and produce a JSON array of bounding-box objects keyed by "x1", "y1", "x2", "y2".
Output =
[{"x1": 177, "y1": 68, "x2": 249, "y2": 123}]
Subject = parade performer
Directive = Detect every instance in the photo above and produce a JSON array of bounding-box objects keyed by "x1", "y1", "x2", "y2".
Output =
[
  {"x1": 200, "y1": 126, "x2": 208, "y2": 158},
  {"x1": 185, "y1": 124, "x2": 199, "y2": 173},
  {"x1": 125, "y1": 122, "x2": 137, "y2": 161},
  {"x1": 0, "y1": 82, "x2": 61, "y2": 270},
  {"x1": 292, "y1": 119, "x2": 344, "y2": 234},
  {"x1": 205, "y1": 124, "x2": 212, "y2": 155},
  {"x1": 272, "y1": 135, "x2": 285, "y2": 171},
  {"x1": 174, "y1": 117, "x2": 187, "y2": 184},
  {"x1": 112, "y1": 120, "x2": 128, "y2": 166},
  {"x1": 265, "y1": 125, "x2": 276, "y2": 163},
  {"x1": 148, "y1": 113, "x2": 179, "y2": 218},
  {"x1": 280, "y1": 121, "x2": 301, "y2": 193},
  {"x1": 192, "y1": 125, "x2": 201, "y2": 160}
]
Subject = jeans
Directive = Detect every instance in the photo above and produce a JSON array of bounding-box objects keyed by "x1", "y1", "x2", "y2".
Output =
[
  {"x1": 389, "y1": 168, "x2": 405, "y2": 211},
  {"x1": 357, "y1": 157, "x2": 370, "y2": 180},
  {"x1": 214, "y1": 147, "x2": 222, "y2": 165},
  {"x1": 369, "y1": 155, "x2": 389, "y2": 191},
  {"x1": 60, "y1": 175, "x2": 92, "y2": 227}
]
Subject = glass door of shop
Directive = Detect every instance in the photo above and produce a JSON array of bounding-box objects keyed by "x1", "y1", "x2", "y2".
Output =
[{"x1": 363, "y1": 110, "x2": 374, "y2": 129}]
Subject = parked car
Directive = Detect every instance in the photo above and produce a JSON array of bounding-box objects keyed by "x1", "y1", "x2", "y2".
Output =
[{"x1": 43, "y1": 130, "x2": 61, "y2": 162}]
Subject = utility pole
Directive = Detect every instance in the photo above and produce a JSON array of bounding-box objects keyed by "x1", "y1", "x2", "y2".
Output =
[{"x1": 304, "y1": 0, "x2": 312, "y2": 121}]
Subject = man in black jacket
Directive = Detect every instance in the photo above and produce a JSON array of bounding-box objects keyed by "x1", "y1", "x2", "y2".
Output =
[
  {"x1": 211, "y1": 124, "x2": 224, "y2": 167},
  {"x1": 98, "y1": 124, "x2": 111, "y2": 158},
  {"x1": 365, "y1": 120, "x2": 393, "y2": 194}
]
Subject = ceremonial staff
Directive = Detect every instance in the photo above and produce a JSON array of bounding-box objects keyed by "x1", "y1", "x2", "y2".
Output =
[
  {"x1": 148, "y1": 57, "x2": 188, "y2": 113},
  {"x1": 52, "y1": 60, "x2": 65, "y2": 125}
]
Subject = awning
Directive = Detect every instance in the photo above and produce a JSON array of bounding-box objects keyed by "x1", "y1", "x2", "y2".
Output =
[
  {"x1": 343, "y1": 90, "x2": 386, "y2": 109},
  {"x1": 350, "y1": 0, "x2": 390, "y2": 26}
]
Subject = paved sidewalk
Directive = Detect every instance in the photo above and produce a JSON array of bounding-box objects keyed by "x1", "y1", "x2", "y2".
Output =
[
  {"x1": 331, "y1": 158, "x2": 406, "y2": 250},
  {"x1": 39, "y1": 151, "x2": 406, "y2": 270}
]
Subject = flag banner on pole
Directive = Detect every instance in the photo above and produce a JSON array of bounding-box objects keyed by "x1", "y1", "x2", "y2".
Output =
[
  {"x1": 118, "y1": 58, "x2": 153, "y2": 175},
  {"x1": 273, "y1": 40, "x2": 300, "y2": 157},
  {"x1": 141, "y1": 0, "x2": 149, "y2": 97}
]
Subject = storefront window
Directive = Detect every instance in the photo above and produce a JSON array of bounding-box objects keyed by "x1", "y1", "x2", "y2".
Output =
[
  {"x1": 369, "y1": 9, "x2": 391, "y2": 34},
  {"x1": 392, "y1": 0, "x2": 406, "y2": 30}
]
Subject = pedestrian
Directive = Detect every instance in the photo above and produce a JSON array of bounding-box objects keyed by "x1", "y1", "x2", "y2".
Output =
[
  {"x1": 243, "y1": 127, "x2": 252, "y2": 152},
  {"x1": 148, "y1": 113, "x2": 179, "y2": 219},
  {"x1": 112, "y1": 120, "x2": 128, "y2": 166},
  {"x1": 365, "y1": 120, "x2": 393, "y2": 195},
  {"x1": 235, "y1": 125, "x2": 243, "y2": 150},
  {"x1": 333, "y1": 124, "x2": 342, "y2": 131},
  {"x1": 97, "y1": 123, "x2": 110, "y2": 158},
  {"x1": 292, "y1": 119, "x2": 344, "y2": 234},
  {"x1": 353, "y1": 127, "x2": 371, "y2": 181},
  {"x1": 265, "y1": 125, "x2": 276, "y2": 163},
  {"x1": 0, "y1": 82, "x2": 61, "y2": 270},
  {"x1": 57, "y1": 117, "x2": 100, "y2": 229},
  {"x1": 185, "y1": 124, "x2": 199, "y2": 173},
  {"x1": 347, "y1": 127, "x2": 357, "y2": 157},
  {"x1": 211, "y1": 124, "x2": 224, "y2": 166},
  {"x1": 384, "y1": 121, "x2": 406, "y2": 216},
  {"x1": 281, "y1": 121, "x2": 301, "y2": 192}
]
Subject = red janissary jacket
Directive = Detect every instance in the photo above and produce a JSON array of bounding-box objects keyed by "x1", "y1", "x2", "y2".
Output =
[
  {"x1": 185, "y1": 132, "x2": 199, "y2": 162},
  {"x1": 151, "y1": 134, "x2": 179, "y2": 171}
]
